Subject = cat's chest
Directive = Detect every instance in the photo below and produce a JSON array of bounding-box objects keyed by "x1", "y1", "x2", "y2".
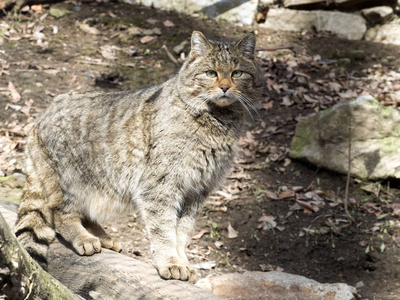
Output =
[{"x1": 172, "y1": 124, "x2": 237, "y2": 187}]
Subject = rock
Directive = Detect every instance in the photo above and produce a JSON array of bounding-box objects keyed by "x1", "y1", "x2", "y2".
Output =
[
  {"x1": 261, "y1": 8, "x2": 366, "y2": 40},
  {"x1": 283, "y1": 0, "x2": 325, "y2": 8},
  {"x1": 259, "y1": 0, "x2": 275, "y2": 5},
  {"x1": 79, "y1": 23, "x2": 101, "y2": 35},
  {"x1": 196, "y1": 271, "x2": 356, "y2": 300},
  {"x1": 173, "y1": 41, "x2": 189, "y2": 54},
  {"x1": 136, "y1": 0, "x2": 258, "y2": 26},
  {"x1": 49, "y1": 4, "x2": 72, "y2": 19},
  {"x1": 362, "y1": 6, "x2": 393, "y2": 24},
  {"x1": 365, "y1": 24, "x2": 400, "y2": 45},
  {"x1": 139, "y1": 35, "x2": 157, "y2": 44},
  {"x1": 290, "y1": 95, "x2": 400, "y2": 180}
]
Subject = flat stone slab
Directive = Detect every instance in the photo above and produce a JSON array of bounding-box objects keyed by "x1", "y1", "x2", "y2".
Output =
[
  {"x1": 290, "y1": 95, "x2": 400, "y2": 180},
  {"x1": 261, "y1": 8, "x2": 366, "y2": 40},
  {"x1": 362, "y1": 6, "x2": 393, "y2": 24},
  {"x1": 365, "y1": 24, "x2": 400, "y2": 45},
  {"x1": 136, "y1": 0, "x2": 258, "y2": 26},
  {"x1": 196, "y1": 271, "x2": 357, "y2": 300}
]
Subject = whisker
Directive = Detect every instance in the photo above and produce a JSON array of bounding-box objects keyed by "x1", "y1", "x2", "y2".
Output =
[
  {"x1": 240, "y1": 93, "x2": 259, "y2": 115},
  {"x1": 185, "y1": 92, "x2": 212, "y2": 114},
  {"x1": 236, "y1": 96, "x2": 254, "y2": 120},
  {"x1": 236, "y1": 92, "x2": 259, "y2": 120}
]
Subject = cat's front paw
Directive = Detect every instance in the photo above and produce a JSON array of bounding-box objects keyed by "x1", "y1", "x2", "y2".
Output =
[
  {"x1": 100, "y1": 237, "x2": 122, "y2": 253},
  {"x1": 73, "y1": 236, "x2": 101, "y2": 256},
  {"x1": 158, "y1": 263, "x2": 198, "y2": 283}
]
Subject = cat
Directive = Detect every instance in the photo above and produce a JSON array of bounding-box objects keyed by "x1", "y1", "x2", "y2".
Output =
[{"x1": 14, "y1": 31, "x2": 263, "y2": 283}]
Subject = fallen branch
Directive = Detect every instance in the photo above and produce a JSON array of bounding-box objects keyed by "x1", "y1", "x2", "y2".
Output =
[
  {"x1": 0, "y1": 202, "x2": 80, "y2": 300},
  {"x1": 75, "y1": 59, "x2": 112, "y2": 66},
  {"x1": 0, "y1": 128, "x2": 26, "y2": 136},
  {"x1": 0, "y1": 202, "x2": 222, "y2": 300},
  {"x1": 256, "y1": 45, "x2": 307, "y2": 57},
  {"x1": 162, "y1": 45, "x2": 180, "y2": 65},
  {"x1": 256, "y1": 46, "x2": 294, "y2": 52},
  {"x1": 344, "y1": 122, "x2": 356, "y2": 224}
]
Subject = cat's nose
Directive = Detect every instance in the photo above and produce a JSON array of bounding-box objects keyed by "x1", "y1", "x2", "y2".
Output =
[{"x1": 220, "y1": 84, "x2": 230, "y2": 93}]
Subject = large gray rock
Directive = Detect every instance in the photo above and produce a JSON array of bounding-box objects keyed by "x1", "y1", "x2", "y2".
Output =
[
  {"x1": 136, "y1": 0, "x2": 258, "y2": 26},
  {"x1": 365, "y1": 24, "x2": 400, "y2": 45},
  {"x1": 362, "y1": 6, "x2": 393, "y2": 24},
  {"x1": 290, "y1": 95, "x2": 400, "y2": 180},
  {"x1": 196, "y1": 271, "x2": 356, "y2": 300},
  {"x1": 261, "y1": 8, "x2": 366, "y2": 40}
]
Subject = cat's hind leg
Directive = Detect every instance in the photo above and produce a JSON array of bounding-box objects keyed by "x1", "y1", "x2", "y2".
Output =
[
  {"x1": 54, "y1": 210, "x2": 101, "y2": 256},
  {"x1": 83, "y1": 218, "x2": 122, "y2": 253}
]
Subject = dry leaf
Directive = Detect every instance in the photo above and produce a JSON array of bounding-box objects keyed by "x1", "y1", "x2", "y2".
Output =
[
  {"x1": 163, "y1": 20, "x2": 175, "y2": 27},
  {"x1": 279, "y1": 190, "x2": 295, "y2": 200},
  {"x1": 100, "y1": 45, "x2": 121, "y2": 60},
  {"x1": 192, "y1": 261, "x2": 217, "y2": 270},
  {"x1": 192, "y1": 229, "x2": 208, "y2": 240},
  {"x1": 264, "y1": 190, "x2": 278, "y2": 200},
  {"x1": 216, "y1": 190, "x2": 232, "y2": 199},
  {"x1": 79, "y1": 23, "x2": 101, "y2": 35},
  {"x1": 8, "y1": 81, "x2": 21, "y2": 103},
  {"x1": 142, "y1": 28, "x2": 162, "y2": 36},
  {"x1": 283, "y1": 158, "x2": 291, "y2": 167},
  {"x1": 31, "y1": 5, "x2": 43, "y2": 13},
  {"x1": 263, "y1": 101, "x2": 273, "y2": 110},
  {"x1": 214, "y1": 206, "x2": 228, "y2": 212},
  {"x1": 214, "y1": 241, "x2": 223, "y2": 248},
  {"x1": 292, "y1": 186, "x2": 303, "y2": 192},
  {"x1": 6, "y1": 104, "x2": 22, "y2": 111},
  {"x1": 227, "y1": 222, "x2": 238, "y2": 239},
  {"x1": 281, "y1": 96, "x2": 293, "y2": 106},
  {"x1": 140, "y1": 35, "x2": 157, "y2": 44},
  {"x1": 258, "y1": 215, "x2": 277, "y2": 230}
]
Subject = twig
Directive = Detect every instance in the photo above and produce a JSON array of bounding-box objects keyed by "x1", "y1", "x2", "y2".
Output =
[
  {"x1": 161, "y1": 45, "x2": 179, "y2": 65},
  {"x1": 256, "y1": 45, "x2": 308, "y2": 57},
  {"x1": 75, "y1": 60, "x2": 112, "y2": 66},
  {"x1": 0, "y1": 128, "x2": 26, "y2": 136},
  {"x1": 344, "y1": 120, "x2": 356, "y2": 224},
  {"x1": 24, "y1": 271, "x2": 38, "y2": 300},
  {"x1": 256, "y1": 46, "x2": 294, "y2": 52}
]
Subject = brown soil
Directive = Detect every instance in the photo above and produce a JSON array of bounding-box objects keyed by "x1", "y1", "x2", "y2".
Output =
[{"x1": 1, "y1": 2, "x2": 400, "y2": 299}]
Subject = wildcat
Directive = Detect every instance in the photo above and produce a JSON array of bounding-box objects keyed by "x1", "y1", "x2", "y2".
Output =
[{"x1": 14, "y1": 31, "x2": 263, "y2": 283}]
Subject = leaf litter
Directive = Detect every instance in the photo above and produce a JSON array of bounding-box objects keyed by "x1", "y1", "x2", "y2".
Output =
[{"x1": 0, "y1": 3, "x2": 400, "y2": 298}]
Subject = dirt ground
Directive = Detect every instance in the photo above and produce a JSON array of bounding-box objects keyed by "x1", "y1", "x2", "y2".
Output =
[{"x1": 1, "y1": 2, "x2": 400, "y2": 299}]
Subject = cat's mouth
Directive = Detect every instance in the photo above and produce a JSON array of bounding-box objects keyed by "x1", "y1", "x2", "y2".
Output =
[{"x1": 213, "y1": 94, "x2": 236, "y2": 107}]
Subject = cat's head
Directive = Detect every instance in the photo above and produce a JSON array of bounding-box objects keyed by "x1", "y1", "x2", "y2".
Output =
[{"x1": 178, "y1": 31, "x2": 263, "y2": 115}]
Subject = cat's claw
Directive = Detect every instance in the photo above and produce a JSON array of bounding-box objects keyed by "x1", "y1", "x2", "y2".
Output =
[
  {"x1": 73, "y1": 236, "x2": 101, "y2": 256},
  {"x1": 100, "y1": 237, "x2": 122, "y2": 253},
  {"x1": 158, "y1": 264, "x2": 198, "y2": 283}
]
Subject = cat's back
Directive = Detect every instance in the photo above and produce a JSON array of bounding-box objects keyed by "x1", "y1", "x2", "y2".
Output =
[{"x1": 36, "y1": 84, "x2": 165, "y2": 141}]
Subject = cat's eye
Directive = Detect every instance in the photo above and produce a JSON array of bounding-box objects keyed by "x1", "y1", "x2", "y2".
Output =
[
  {"x1": 232, "y1": 70, "x2": 243, "y2": 78},
  {"x1": 206, "y1": 70, "x2": 218, "y2": 78}
]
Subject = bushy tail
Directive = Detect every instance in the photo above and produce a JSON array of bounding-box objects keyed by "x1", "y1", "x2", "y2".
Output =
[{"x1": 14, "y1": 125, "x2": 62, "y2": 269}]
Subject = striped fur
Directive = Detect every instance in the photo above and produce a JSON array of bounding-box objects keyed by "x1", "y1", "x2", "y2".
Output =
[{"x1": 15, "y1": 31, "x2": 263, "y2": 282}]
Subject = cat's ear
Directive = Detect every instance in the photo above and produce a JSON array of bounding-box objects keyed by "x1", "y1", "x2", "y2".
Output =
[
  {"x1": 235, "y1": 32, "x2": 256, "y2": 60},
  {"x1": 190, "y1": 31, "x2": 213, "y2": 58}
]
